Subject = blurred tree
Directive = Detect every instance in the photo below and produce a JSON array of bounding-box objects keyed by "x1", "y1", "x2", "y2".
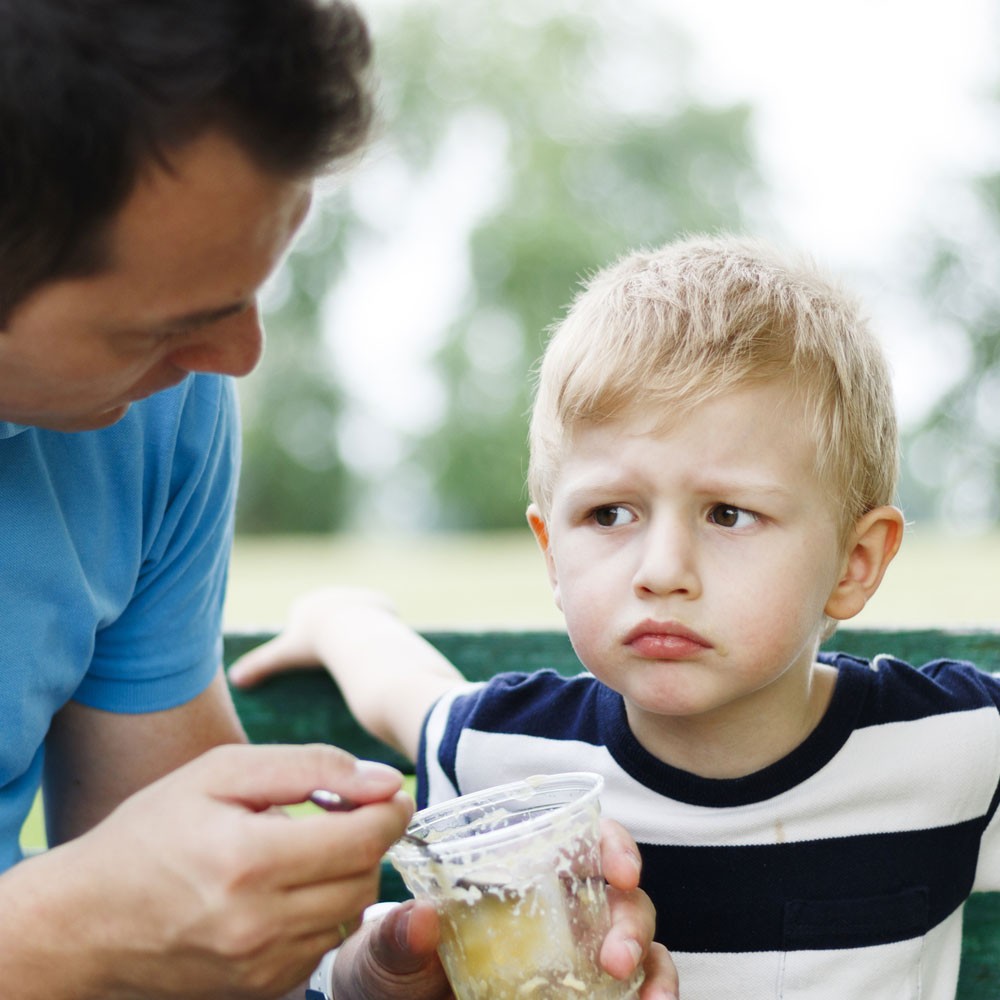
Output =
[
  {"x1": 236, "y1": 208, "x2": 355, "y2": 533},
  {"x1": 238, "y1": 0, "x2": 766, "y2": 532},
  {"x1": 378, "y1": 0, "x2": 765, "y2": 528},
  {"x1": 908, "y1": 170, "x2": 1000, "y2": 528}
]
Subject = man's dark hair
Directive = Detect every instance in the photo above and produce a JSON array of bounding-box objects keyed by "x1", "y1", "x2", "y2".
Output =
[{"x1": 0, "y1": 0, "x2": 373, "y2": 323}]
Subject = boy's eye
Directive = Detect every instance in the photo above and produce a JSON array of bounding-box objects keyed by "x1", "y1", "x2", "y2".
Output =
[
  {"x1": 708, "y1": 503, "x2": 757, "y2": 529},
  {"x1": 592, "y1": 505, "x2": 634, "y2": 527}
]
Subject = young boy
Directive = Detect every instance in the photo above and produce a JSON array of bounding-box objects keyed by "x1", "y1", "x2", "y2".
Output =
[{"x1": 231, "y1": 235, "x2": 1000, "y2": 999}]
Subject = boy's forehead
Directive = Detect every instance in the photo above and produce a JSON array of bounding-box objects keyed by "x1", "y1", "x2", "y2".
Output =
[
  {"x1": 565, "y1": 376, "x2": 815, "y2": 444},
  {"x1": 553, "y1": 380, "x2": 831, "y2": 492}
]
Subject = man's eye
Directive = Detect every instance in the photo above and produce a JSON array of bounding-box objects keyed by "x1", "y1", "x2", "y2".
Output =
[
  {"x1": 145, "y1": 324, "x2": 192, "y2": 342},
  {"x1": 592, "y1": 505, "x2": 634, "y2": 527},
  {"x1": 708, "y1": 504, "x2": 757, "y2": 528}
]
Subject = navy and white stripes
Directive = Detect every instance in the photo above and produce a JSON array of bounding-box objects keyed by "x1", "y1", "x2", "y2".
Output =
[{"x1": 419, "y1": 654, "x2": 1000, "y2": 999}]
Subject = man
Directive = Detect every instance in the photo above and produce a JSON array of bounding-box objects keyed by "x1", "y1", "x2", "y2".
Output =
[{"x1": 0, "y1": 2, "x2": 675, "y2": 998}]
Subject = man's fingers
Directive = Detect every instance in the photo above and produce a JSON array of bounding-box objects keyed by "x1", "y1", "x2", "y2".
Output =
[
  {"x1": 249, "y1": 875, "x2": 375, "y2": 943},
  {"x1": 194, "y1": 742, "x2": 404, "y2": 811},
  {"x1": 245, "y1": 791, "x2": 412, "y2": 887},
  {"x1": 158, "y1": 744, "x2": 412, "y2": 889}
]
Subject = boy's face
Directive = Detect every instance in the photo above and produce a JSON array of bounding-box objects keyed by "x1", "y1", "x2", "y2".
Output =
[
  {"x1": 0, "y1": 130, "x2": 312, "y2": 431},
  {"x1": 529, "y1": 379, "x2": 900, "y2": 758}
]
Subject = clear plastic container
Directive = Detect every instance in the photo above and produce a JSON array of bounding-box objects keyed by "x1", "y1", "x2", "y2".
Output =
[{"x1": 389, "y1": 772, "x2": 644, "y2": 1000}]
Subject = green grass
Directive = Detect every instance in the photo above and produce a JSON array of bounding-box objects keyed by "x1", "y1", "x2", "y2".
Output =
[
  {"x1": 21, "y1": 526, "x2": 999, "y2": 852},
  {"x1": 225, "y1": 526, "x2": 1000, "y2": 631},
  {"x1": 21, "y1": 795, "x2": 44, "y2": 853}
]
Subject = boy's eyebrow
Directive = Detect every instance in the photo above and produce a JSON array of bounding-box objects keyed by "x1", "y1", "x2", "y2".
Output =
[
  {"x1": 694, "y1": 477, "x2": 796, "y2": 500},
  {"x1": 557, "y1": 474, "x2": 799, "y2": 511},
  {"x1": 717, "y1": 475, "x2": 793, "y2": 493}
]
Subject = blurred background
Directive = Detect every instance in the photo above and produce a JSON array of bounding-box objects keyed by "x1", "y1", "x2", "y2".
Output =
[{"x1": 226, "y1": 0, "x2": 1000, "y2": 631}]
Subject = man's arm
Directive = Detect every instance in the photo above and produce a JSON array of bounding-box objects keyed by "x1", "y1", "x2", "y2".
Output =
[
  {"x1": 228, "y1": 588, "x2": 466, "y2": 762},
  {"x1": 30, "y1": 664, "x2": 419, "y2": 999},
  {"x1": 44, "y1": 668, "x2": 246, "y2": 842}
]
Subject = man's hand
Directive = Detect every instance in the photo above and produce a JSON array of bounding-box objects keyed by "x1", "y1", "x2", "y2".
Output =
[{"x1": 0, "y1": 743, "x2": 412, "y2": 999}]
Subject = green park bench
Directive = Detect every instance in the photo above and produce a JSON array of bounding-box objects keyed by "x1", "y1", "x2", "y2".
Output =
[{"x1": 225, "y1": 626, "x2": 1000, "y2": 998}]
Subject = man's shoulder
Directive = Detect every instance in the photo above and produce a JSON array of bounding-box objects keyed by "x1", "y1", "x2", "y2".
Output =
[{"x1": 134, "y1": 373, "x2": 233, "y2": 432}]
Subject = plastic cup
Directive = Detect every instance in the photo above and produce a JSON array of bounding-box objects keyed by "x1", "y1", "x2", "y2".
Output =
[{"x1": 388, "y1": 772, "x2": 644, "y2": 1000}]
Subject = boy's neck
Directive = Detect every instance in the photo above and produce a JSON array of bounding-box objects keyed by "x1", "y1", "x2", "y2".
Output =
[{"x1": 623, "y1": 662, "x2": 839, "y2": 780}]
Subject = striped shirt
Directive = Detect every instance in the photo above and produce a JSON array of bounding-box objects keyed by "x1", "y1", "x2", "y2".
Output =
[{"x1": 418, "y1": 653, "x2": 1000, "y2": 1000}]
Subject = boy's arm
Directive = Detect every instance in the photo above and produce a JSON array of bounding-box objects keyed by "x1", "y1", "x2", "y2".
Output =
[{"x1": 228, "y1": 588, "x2": 465, "y2": 762}]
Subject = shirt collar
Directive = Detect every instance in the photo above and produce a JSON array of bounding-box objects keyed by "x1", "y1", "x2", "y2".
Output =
[{"x1": 0, "y1": 421, "x2": 29, "y2": 440}]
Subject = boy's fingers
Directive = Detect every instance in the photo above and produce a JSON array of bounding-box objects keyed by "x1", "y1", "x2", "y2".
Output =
[
  {"x1": 368, "y1": 900, "x2": 442, "y2": 972},
  {"x1": 637, "y1": 943, "x2": 679, "y2": 1000},
  {"x1": 333, "y1": 901, "x2": 449, "y2": 1000},
  {"x1": 599, "y1": 817, "x2": 643, "y2": 891},
  {"x1": 602, "y1": 882, "x2": 656, "y2": 978},
  {"x1": 228, "y1": 635, "x2": 318, "y2": 687}
]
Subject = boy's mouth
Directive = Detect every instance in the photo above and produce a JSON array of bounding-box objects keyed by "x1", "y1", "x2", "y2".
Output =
[{"x1": 624, "y1": 619, "x2": 712, "y2": 659}]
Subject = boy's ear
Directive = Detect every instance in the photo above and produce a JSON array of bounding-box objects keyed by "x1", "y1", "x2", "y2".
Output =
[
  {"x1": 526, "y1": 504, "x2": 562, "y2": 609},
  {"x1": 824, "y1": 505, "x2": 905, "y2": 621}
]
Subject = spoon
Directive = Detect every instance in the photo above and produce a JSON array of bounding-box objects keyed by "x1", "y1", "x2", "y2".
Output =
[
  {"x1": 309, "y1": 789, "x2": 497, "y2": 891},
  {"x1": 308, "y1": 789, "x2": 443, "y2": 860}
]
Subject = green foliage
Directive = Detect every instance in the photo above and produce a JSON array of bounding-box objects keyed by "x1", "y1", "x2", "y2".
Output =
[
  {"x1": 237, "y1": 202, "x2": 356, "y2": 533},
  {"x1": 383, "y1": 0, "x2": 763, "y2": 528},
  {"x1": 909, "y1": 168, "x2": 1000, "y2": 527},
  {"x1": 237, "y1": 0, "x2": 765, "y2": 531}
]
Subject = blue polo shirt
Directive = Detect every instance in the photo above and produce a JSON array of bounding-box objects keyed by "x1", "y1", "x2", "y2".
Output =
[{"x1": 0, "y1": 374, "x2": 239, "y2": 870}]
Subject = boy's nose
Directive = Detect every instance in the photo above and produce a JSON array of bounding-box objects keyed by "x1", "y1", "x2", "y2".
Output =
[
  {"x1": 167, "y1": 306, "x2": 265, "y2": 378},
  {"x1": 632, "y1": 523, "x2": 701, "y2": 600}
]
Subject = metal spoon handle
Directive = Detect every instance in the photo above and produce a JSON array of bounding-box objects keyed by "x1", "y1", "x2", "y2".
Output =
[{"x1": 308, "y1": 790, "x2": 439, "y2": 856}]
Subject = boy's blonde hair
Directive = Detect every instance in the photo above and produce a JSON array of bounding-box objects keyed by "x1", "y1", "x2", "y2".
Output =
[{"x1": 528, "y1": 234, "x2": 899, "y2": 536}]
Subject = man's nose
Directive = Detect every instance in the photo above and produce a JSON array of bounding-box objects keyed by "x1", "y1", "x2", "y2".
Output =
[{"x1": 167, "y1": 306, "x2": 264, "y2": 378}]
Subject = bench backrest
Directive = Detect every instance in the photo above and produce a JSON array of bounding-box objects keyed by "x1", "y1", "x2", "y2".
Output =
[{"x1": 224, "y1": 626, "x2": 1000, "y2": 999}]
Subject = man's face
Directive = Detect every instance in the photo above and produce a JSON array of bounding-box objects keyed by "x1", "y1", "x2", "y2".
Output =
[{"x1": 0, "y1": 131, "x2": 312, "y2": 431}]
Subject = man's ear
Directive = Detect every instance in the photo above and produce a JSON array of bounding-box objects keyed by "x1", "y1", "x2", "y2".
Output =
[
  {"x1": 825, "y1": 505, "x2": 905, "y2": 621},
  {"x1": 526, "y1": 504, "x2": 562, "y2": 609}
]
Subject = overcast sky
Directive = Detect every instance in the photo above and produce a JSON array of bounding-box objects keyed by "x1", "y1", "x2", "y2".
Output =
[
  {"x1": 671, "y1": 0, "x2": 997, "y2": 260},
  {"x1": 666, "y1": 0, "x2": 1000, "y2": 423}
]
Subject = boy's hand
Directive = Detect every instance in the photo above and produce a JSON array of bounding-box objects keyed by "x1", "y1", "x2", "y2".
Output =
[
  {"x1": 228, "y1": 587, "x2": 464, "y2": 761},
  {"x1": 332, "y1": 900, "x2": 449, "y2": 1000},
  {"x1": 228, "y1": 587, "x2": 397, "y2": 688},
  {"x1": 334, "y1": 819, "x2": 679, "y2": 1000},
  {"x1": 599, "y1": 818, "x2": 678, "y2": 999}
]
